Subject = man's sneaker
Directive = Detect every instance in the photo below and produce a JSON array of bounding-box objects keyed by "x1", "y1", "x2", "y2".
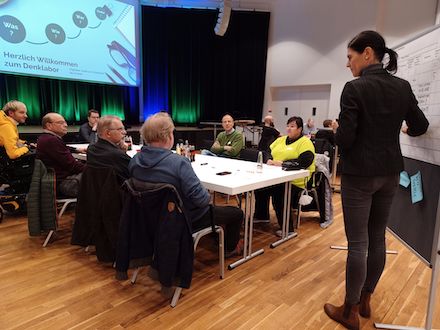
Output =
[
  {"x1": 275, "y1": 229, "x2": 295, "y2": 238},
  {"x1": 320, "y1": 219, "x2": 333, "y2": 229},
  {"x1": 253, "y1": 218, "x2": 270, "y2": 224}
]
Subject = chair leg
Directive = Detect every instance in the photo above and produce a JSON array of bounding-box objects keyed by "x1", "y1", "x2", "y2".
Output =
[
  {"x1": 312, "y1": 189, "x2": 320, "y2": 213},
  {"x1": 131, "y1": 267, "x2": 140, "y2": 284},
  {"x1": 58, "y1": 201, "x2": 72, "y2": 219},
  {"x1": 43, "y1": 230, "x2": 54, "y2": 247},
  {"x1": 170, "y1": 287, "x2": 183, "y2": 307}
]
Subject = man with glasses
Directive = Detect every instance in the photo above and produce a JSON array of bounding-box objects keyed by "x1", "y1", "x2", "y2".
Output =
[
  {"x1": 87, "y1": 116, "x2": 131, "y2": 180},
  {"x1": 36, "y1": 113, "x2": 85, "y2": 197},
  {"x1": 79, "y1": 109, "x2": 100, "y2": 143}
]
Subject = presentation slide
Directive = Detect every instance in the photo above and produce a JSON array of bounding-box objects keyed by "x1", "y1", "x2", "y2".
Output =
[{"x1": 0, "y1": 0, "x2": 140, "y2": 86}]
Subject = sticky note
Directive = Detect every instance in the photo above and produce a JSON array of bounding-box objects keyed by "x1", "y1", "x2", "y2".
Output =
[
  {"x1": 410, "y1": 171, "x2": 423, "y2": 204},
  {"x1": 399, "y1": 171, "x2": 410, "y2": 188}
]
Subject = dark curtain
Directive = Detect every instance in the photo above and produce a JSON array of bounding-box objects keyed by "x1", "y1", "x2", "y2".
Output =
[
  {"x1": 142, "y1": 6, "x2": 270, "y2": 124},
  {"x1": 0, "y1": 74, "x2": 139, "y2": 125}
]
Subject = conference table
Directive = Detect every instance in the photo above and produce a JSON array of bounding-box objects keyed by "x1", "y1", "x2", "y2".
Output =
[
  {"x1": 68, "y1": 143, "x2": 142, "y2": 161},
  {"x1": 69, "y1": 144, "x2": 310, "y2": 269},
  {"x1": 192, "y1": 154, "x2": 309, "y2": 269}
]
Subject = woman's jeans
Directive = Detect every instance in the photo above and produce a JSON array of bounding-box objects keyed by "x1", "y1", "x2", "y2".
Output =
[{"x1": 341, "y1": 174, "x2": 398, "y2": 305}]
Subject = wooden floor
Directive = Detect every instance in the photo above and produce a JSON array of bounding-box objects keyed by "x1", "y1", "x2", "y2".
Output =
[{"x1": 1, "y1": 193, "x2": 439, "y2": 329}]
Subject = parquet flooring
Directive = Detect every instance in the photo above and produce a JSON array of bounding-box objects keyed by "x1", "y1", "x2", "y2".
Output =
[{"x1": 0, "y1": 193, "x2": 439, "y2": 329}]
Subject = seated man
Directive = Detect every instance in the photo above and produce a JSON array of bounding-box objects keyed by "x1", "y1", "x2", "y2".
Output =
[
  {"x1": 129, "y1": 112, "x2": 243, "y2": 257},
  {"x1": 315, "y1": 119, "x2": 335, "y2": 145},
  {"x1": 36, "y1": 113, "x2": 85, "y2": 197},
  {"x1": 303, "y1": 117, "x2": 317, "y2": 136},
  {"x1": 79, "y1": 109, "x2": 99, "y2": 143},
  {"x1": 0, "y1": 100, "x2": 35, "y2": 193},
  {"x1": 0, "y1": 100, "x2": 30, "y2": 159},
  {"x1": 87, "y1": 115, "x2": 130, "y2": 181},
  {"x1": 202, "y1": 114, "x2": 243, "y2": 158},
  {"x1": 258, "y1": 115, "x2": 280, "y2": 155}
]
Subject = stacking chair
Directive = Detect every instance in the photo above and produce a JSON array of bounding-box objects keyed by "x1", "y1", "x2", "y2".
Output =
[
  {"x1": 43, "y1": 196, "x2": 77, "y2": 247},
  {"x1": 295, "y1": 154, "x2": 333, "y2": 228},
  {"x1": 27, "y1": 159, "x2": 77, "y2": 247},
  {"x1": 295, "y1": 172, "x2": 321, "y2": 228},
  {"x1": 115, "y1": 178, "x2": 225, "y2": 308},
  {"x1": 239, "y1": 147, "x2": 269, "y2": 163},
  {"x1": 71, "y1": 166, "x2": 122, "y2": 262}
]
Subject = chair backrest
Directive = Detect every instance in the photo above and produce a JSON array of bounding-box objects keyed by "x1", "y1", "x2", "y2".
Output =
[
  {"x1": 27, "y1": 159, "x2": 57, "y2": 236},
  {"x1": 313, "y1": 138, "x2": 335, "y2": 172},
  {"x1": 239, "y1": 148, "x2": 269, "y2": 163},
  {"x1": 72, "y1": 165, "x2": 122, "y2": 262},
  {"x1": 116, "y1": 178, "x2": 194, "y2": 289},
  {"x1": 0, "y1": 147, "x2": 35, "y2": 193}
]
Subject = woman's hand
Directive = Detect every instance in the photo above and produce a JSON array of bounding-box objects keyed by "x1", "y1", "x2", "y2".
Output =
[{"x1": 267, "y1": 159, "x2": 282, "y2": 166}]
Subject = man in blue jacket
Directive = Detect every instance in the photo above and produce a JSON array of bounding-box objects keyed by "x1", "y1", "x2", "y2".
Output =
[{"x1": 129, "y1": 112, "x2": 243, "y2": 257}]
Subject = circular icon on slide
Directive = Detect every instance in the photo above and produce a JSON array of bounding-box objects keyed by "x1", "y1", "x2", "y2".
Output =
[
  {"x1": 72, "y1": 11, "x2": 88, "y2": 28},
  {"x1": 45, "y1": 23, "x2": 65, "y2": 44},
  {"x1": 0, "y1": 15, "x2": 26, "y2": 43}
]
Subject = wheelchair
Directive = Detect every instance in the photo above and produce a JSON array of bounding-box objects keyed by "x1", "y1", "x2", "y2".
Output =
[{"x1": 0, "y1": 147, "x2": 35, "y2": 222}]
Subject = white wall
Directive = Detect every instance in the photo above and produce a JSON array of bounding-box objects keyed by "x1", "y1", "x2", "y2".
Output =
[{"x1": 264, "y1": 0, "x2": 438, "y2": 131}]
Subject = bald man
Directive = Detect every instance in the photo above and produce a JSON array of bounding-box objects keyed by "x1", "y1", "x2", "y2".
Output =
[
  {"x1": 258, "y1": 115, "x2": 280, "y2": 154},
  {"x1": 36, "y1": 113, "x2": 85, "y2": 197},
  {"x1": 202, "y1": 114, "x2": 243, "y2": 158}
]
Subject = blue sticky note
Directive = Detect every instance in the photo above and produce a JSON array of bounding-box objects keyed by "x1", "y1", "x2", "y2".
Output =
[
  {"x1": 410, "y1": 171, "x2": 423, "y2": 204},
  {"x1": 399, "y1": 171, "x2": 410, "y2": 188}
]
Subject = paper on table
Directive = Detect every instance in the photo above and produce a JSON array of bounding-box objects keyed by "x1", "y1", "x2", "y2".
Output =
[
  {"x1": 399, "y1": 171, "x2": 410, "y2": 187},
  {"x1": 410, "y1": 171, "x2": 423, "y2": 204}
]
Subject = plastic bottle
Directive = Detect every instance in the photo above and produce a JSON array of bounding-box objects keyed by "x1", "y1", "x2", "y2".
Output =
[
  {"x1": 256, "y1": 151, "x2": 263, "y2": 173},
  {"x1": 176, "y1": 143, "x2": 181, "y2": 155}
]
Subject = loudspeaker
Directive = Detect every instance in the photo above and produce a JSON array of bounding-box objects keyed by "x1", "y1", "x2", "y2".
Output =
[{"x1": 214, "y1": 0, "x2": 232, "y2": 36}]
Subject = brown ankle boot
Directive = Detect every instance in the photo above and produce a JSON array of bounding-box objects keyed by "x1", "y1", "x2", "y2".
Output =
[
  {"x1": 324, "y1": 301, "x2": 360, "y2": 330},
  {"x1": 359, "y1": 291, "x2": 371, "y2": 318}
]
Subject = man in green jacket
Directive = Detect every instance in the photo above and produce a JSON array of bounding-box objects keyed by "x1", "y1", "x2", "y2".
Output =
[{"x1": 203, "y1": 114, "x2": 243, "y2": 158}]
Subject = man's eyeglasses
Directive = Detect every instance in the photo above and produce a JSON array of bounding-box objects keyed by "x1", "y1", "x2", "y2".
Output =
[{"x1": 108, "y1": 127, "x2": 126, "y2": 132}]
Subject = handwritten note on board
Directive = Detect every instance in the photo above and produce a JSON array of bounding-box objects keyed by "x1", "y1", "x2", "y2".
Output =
[{"x1": 410, "y1": 171, "x2": 423, "y2": 204}]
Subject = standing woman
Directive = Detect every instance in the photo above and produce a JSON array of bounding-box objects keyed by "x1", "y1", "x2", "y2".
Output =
[{"x1": 324, "y1": 31, "x2": 429, "y2": 330}]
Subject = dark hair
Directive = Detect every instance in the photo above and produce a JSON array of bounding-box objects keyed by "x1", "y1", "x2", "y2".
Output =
[
  {"x1": 88, "y1": 109, "x2": 99, "y2": 117},
  {"x1": 348, "y1": 30, "x2": 398, "y2": 74},
  {"x1": 323, "y1": 119, "x2": 332, "y2": 128},
  {"x1": 287, "y1": 116, "x2": 304, "y2": 133}
]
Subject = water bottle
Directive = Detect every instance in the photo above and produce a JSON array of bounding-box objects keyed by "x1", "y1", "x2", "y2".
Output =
[{"x1": 256, "y1": 151, "x2": 263, "y2": 173}]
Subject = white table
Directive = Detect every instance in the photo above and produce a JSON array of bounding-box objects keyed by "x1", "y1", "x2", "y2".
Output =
[
  {"x1": 67, "y1": 143, "x2": 142, "y2": 161},
  {"x1": 192, "y1": 154, "x2": 309, "y2": 269}
]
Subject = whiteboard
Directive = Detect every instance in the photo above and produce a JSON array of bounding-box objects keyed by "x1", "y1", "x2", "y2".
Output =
[{"x1": 394, "y1": 25, "x2": 440, "y2": 166}]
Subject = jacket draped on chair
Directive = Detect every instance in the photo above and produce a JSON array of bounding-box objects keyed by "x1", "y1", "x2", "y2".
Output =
[{"x1": 115, "y1": 178, "x2": 194, "y2": 289}]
